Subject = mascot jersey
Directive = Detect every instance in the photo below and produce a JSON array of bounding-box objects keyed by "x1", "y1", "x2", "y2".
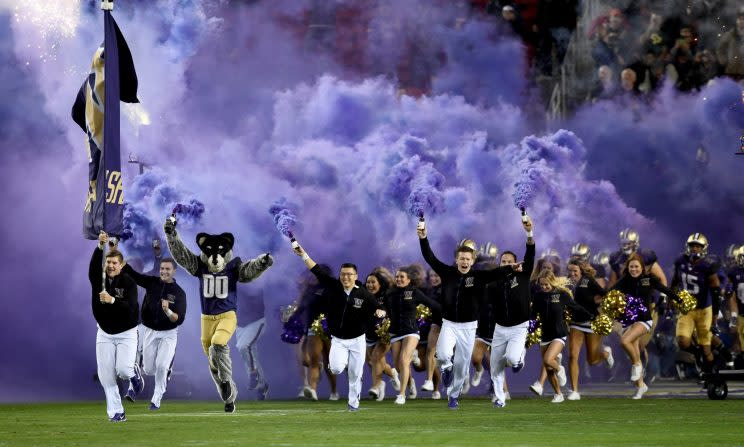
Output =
[{"x1": 195, "y1": 257, "x2": 242, "y2": 315}]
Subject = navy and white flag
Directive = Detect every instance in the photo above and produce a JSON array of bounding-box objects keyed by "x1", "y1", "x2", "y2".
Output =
[{"x1": 72, "y1": 10, "x2": 138, "y2": 239}]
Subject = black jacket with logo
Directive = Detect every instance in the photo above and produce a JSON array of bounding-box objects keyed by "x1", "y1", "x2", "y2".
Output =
[
  {"x1": 89, "y1": 246, "x2": 139, "y2": 335},
  {"x1": 489, "y1": 242, "x2": 536, "y2": 328},
  {"x1": 611, "y1": 273, "x2": 673, "y2": 322},
  {"x1": 122, "y1": 264, "x2": 187, "y2": 331},
  {"x1": 420, "y1": 238, "x2": 512, "y2": 323},
  {"x1": 384, "y1": 285, "x2": 441, "y2": 336},
  {"x1": 310, "y1": 264, "x2": 381, "y2": 339},
  {"x1": 571, "y1": 275, "x2": 606, "y2": 322},
  {"x1": 531, "y1": 290, "x2": 592, "y2": 341}
]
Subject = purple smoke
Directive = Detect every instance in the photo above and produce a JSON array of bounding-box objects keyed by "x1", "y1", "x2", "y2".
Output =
[{"x1": 269, "y1": 198, "x2": 298, "y2": 238}]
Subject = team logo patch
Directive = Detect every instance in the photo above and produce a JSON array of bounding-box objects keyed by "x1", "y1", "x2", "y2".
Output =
[
  {"x1": 353, "y1": 298, "x2": 364, "y2": 308},
  {"x1": 580, "y1": 279, "x2": 589, "y2": 288},
  {"x1": 465, "y1": 277, "x2": 475, "y2": 287},
  {"x1": 641, "y1": 278, "x2": 650, "y2": 286},
  {"x1": 166, "y1": 294, "x2": 176, "y2": 303},
  {"x1": 404, "y1": 291, "x2": 413, "y2": 299},
  {"x1": 551, "y1": 294, "x2": 561, "y2": 303},
  {"x1": 510, "y1": 277, "x2": 519, "y2": 288},
  {"x1": 114, "y1": 288, "x2": 124, "y2": 299}
]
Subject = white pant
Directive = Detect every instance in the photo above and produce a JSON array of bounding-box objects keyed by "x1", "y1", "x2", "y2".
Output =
[
  {"x1": 142, "y1": 326, "x2": 178, "y2": 407},
  {"x1": 135, "y1": 323, "x2": 145, "y2": 366},
  {"x1": 235, "y1": 318, "x2": 266, "y2": 387},
  {"x1": 489, "y1": 321, "x2": 529, "y2": 403},
  {"x1": 328, "y1": 334, "x2": 366, "y2": 408},
  {"x1": 436, "y1": 319, "x2": 477, "y2": 399},
  {"x1": 96, "y1": 326, "x2": 138, "y2": 418}
]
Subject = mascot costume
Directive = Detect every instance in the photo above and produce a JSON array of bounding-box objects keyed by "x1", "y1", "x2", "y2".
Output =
[{"x1": 164, "y1": 215, "x2": 273, "y2": 412}]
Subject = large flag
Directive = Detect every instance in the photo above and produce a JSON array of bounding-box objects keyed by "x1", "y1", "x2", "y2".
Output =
[{"x1": 72, "y1": 10, "x2": 138, "y2": 240}]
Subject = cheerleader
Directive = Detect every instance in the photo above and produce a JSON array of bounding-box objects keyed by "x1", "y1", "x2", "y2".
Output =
[
  {"x1": 611, "y1": 253, "x2": 674, "y2": 399},
  {"x1": 566, "y1": 259, "x2": 613, "y2": 400},
  {"x1": 531, "y1": 270, "x2": 592, "y2": 403},
  {"x1": 365, "y1": 270, "x2": 399, "y2": 400}
]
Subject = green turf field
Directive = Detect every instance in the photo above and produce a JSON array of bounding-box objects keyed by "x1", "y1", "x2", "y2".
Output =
[{"x1": 0, "y1": 398, "x2": 741, "y2": 447}]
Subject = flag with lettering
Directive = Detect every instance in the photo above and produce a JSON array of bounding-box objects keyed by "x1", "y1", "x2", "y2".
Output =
[{"x1": 72, "y1": 10, "x2": 138, "y2": 239}]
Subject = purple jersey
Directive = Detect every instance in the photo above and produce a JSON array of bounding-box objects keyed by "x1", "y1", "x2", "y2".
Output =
[
  {"x1": 727, "y1": 266, "x2": 744, "y2": 314},
  {"x1": 196, "y1": 257, "x2": 242, "y2": 316},
  {"x1": 673, "y1": 254, "x2": 719, "y2": 309}
]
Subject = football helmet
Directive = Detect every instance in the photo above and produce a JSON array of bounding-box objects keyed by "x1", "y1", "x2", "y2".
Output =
[
  {"x1": 619, "y1": 229, "x2": 639, "y2": 255},
  {"x1": 685, "y1": 233, "x2": 709, "y2": 259},
  {"x1": 570, "y1": 243, "x2": 590, "y2": 261}
]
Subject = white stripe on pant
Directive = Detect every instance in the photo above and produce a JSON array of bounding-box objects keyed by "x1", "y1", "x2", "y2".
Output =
[
  {"x1": 142, "y1": 326, "x2": 178, "y2": 407},
  {"x1": 436, "y1": 319, "x2": 477, "y2": 399},
  {"x1": 96, "y1": 326, "x2": 137, "y2": 418},
  {"x1": 328, "y1": 334, "x2": 366, "y2": 408},
  {"x1": 235, "y1": 317, "x2": 266, "y2": 387},
  {"x1": 489, "y1": 321, "x2": 529, "y2": 404}
]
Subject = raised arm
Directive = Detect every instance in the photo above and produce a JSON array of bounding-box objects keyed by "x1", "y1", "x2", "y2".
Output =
[
  {"x1": 89, "y1": 245, "x2": 104, "y2": 290},
  {"x1": 238, "y1": 253, "x2": 274, "y2": 283},
  {"x1": 164, "y1": 217, "x2": 199, "y2": 276},
  {"x1": 121, "y1": 263, "x2": 158, "y2": 289},
  {"x1": 419, "y1": 237, "x2": 450, "y2": 277}
]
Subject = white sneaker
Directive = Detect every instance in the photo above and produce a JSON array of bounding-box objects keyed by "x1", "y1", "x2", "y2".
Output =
[
  {"x1": 329, "y1": 392, "x2": 339, "y2": 401},
  {"x1": 504, "y1": 391, "x2": 511, "y2": 401},
  {"x1": 412, "y1": 350, "x2": 421, "y2": 368},
  {"x1": 408, "y1": 377, "x2": 417, "y2": 399},
  {"x1": 420, "y1": 379, "x2": 434, "y2": 392},
  {"x1": 394, "y1": 394, "x2": 406, "y2": 405},
  {"x1": 603, "y1": 346, "x2": 615, "y2": 369},
  {"x1": 632, "y1": 384, "x2": 648, "y2": 400},
  {"x1": 461, "y1": 378, "x2": 471, "y2": 395},
  {"x1": 376, "y1": 382, "x2": 386, "y2": 401},
  {"x1": 297, "y1": 387, "x2": 306, "y2": 399},
  {"x1": 529, "y1": 381, "x2": 543, "y2": 396},
  {"x1": 471, "y1": 368, "x2": 484, "y2": 387},
  {"x1": 551, "y1": 393, "x2": 565, "y2": 403},
  {"x1": 630, "y1": 363, "x2": 643, "y2": 382},
  {"x1": 390, "y1": 369, "x2": 401, "y2": 391},
  {"x1": 303, "y1": 386, "x2": 318, "y2": 401},
  {"x1": 567, "y1": 391, "x2": 581, "y2": 401},
  {"x1": 431, "y1": 391, "x2": 441, "y2": 400},
  {"x1": 557, "y1": 366, "x2": 567, "y2": 387},
  {"x1": 368, "y1": 386, "x2": 379, "y2": 400}
]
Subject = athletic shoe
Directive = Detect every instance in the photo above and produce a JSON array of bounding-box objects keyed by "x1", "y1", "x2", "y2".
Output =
[
  {"x1": 551, "y1": 393, "x2": 564, "y2": 403},
  {"x1": 130, "y1": 364, "x2": 145, "y2": 395},
  {"x1": 557, "y1": 366, "x2": 567, "y2": 387},
  {"x1": 348, "y1": 404, "x2": 359, "y2": 412},
  {"x1": 303, "y1": 386, "x2": 318, "y2": 401},
  {"x1": 472, "y1": 368, "x2": 484, "y2": 387},
  {"x1": 329, "y1": 392, "x2": 340, "y2": 401},
  {"x1": 441, "y1": 367, "x2": 454, "y2": 388},
  {"x1": 603, "y1": 346, "x2": 615, "y2": 369},
  {"x1": 375, "y1": 382, "x2": 386, "y2": 402},
  {"x1": 630, "y1": 363, "x2": 643, "y2": 382},
  {"x1": 368, "y1": 386, "x2": 379, "y2": 400},
  {"x1": 394, "y1": 395, "x2": 406, "y2": 405},
  {"x1": 504, "y1": 391, "x2": 511, "y2": 400},
  {"x1": 412, "y1": 350, "x2": 421, "y2": 368},
  {"x1": 109, "y1": 412, "x2": 126, "y2": 422},
  {"x1": 447, "y1": 397, "x2": 459, "y2": 410},
  {"x1": 420, "y1": 379, "x2": 434, "y2": 392},
  {"x1": 224, "y1": 402, "x2": 235, "y2": 413},
  {"x1": 493, "y1": 400, "x2": 506, "y2": 408},
  {"x1": 124, "y1": 386, "x2": 136, "y2": 403},
  {"x1": 408, "y1": 377, "x2": 417, "y2": 399},
  {"x1": 149, "y1": 403, "x2": 160, "y2": 411},
  {"x1": 632, "y1": 384, "x2": 649, "y2": 400},
  {"x1": 297, "y1": 387, "x2": 306, "y2": 399},
  {"x1": 257, "y1": 383, "x2": 269, "y2": 401},
  {"x1": 462, "y1": 378, "x2": 471, "y2": 395},
  {"x1": 390, "y1": 369, "x2": 401, "y2": 391},
  {"x1": 431, "y1": 391, "x2": 441, "y2": 400},
  {"x1": 529, "y1": 381, "x2": 543, "y2": 396},
  {"x1": 567, "y1": 391, "x2": 581, "y2": 401},
  {"x1": 511, "y1": 361, "x2": 524, "y2": 373},
  {"x1": 219, "y1": 381, "x2": 233, "y2": 402}
]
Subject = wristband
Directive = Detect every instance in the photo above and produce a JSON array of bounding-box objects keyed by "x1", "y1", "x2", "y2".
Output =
[
  {"x1": 110, "y1": 297, "x2": 115, "y2": 304},
  {"x1": 526, "y1": 230, "x2": 534, "y2": 238},
  {"x1": 165, "y1": 309, "x2": 174, "y2": 318},
  {"x1": 302, "y1": 253, "x2": 310, "y2": 261},
  {"x1": 732, "y1": 312, "x2": 738, "y2": 319}
]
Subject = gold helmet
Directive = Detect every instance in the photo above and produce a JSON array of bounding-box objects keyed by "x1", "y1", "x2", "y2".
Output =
[
  {"x1": 619, "y1": 228, "x2": 639, "y2": 255},
  {"x1": 570, "y1": 243, "x2": 590, "y2": 261},
  {"x1": 592, "y1": 251, "x2": 610, "y2": 266},
  {"x1": 481, "y1": 242, "x2": 498, "y2": 259},
  {"x1": 685, "y1": 232, "x2": 709, "y2": 259},
  {"x1": 456, "y1": 238, "x2": 478, "y2": 256},
  {"x1": 735, "y1": 244, "x2": 744, "y2": 267},
  {"x1": 725, "y1": 244, "x2": 738, "y2": 263}
]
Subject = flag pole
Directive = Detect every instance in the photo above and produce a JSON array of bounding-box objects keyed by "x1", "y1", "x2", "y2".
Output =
[{"x1": 100, "y1": 0, "x2": 113, "y2": 291}]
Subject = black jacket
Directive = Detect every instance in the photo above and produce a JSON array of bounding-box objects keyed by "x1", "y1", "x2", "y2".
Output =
[
  {"x1": 384, "y1": 285, "x2": 441, "y2": 336},
  {"x1": 122, "y1": 264, "x2": 187, "y2": 331},
  {"x1": 489, "y1": 243, "x2": 536, "y2": 328},
  {"x1": 612, "y1": 274, "x2": 673, "y2": 322},
  {"x1": 88, "y1": 246, "x2": 139, "y2": 335},
  {"x1": 310, "y1": 264, "x2": 380, "y2": 340},
  {"x1": 531, "y1": 289, "x2": 592, "y2": 341},
  {"x1": 571, "y1": 275, "x2": 606, "y2": 321},
  {"x1": 420, "y1": 238, "x2": 511, "y2": 323}
]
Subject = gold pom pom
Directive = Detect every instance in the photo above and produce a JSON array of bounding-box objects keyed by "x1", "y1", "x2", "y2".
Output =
[
  {"x1": 526, "y1": 328, "x2": 542, "y2": 348},
  {"x1": 564, "y1": 309, "x2": 573, "y2": 325},
  {"x1": 310, "y1": 314, "x2": 329, "y2": 342},
  {"x1": 601, "y1": 290, "x2": 627, "y2": 319},
  {"x1": 591, "y1": 314, "x2": 613, "y2": 336},
  {"x1": 375, "y1": 318, "x2": 391, "y2": 344},
  {"x1": 674, "y1": 290, "x2": 697, "y2": 315},
  {"x1": 416, "y1": 304, "x2": 432, "y2": 320}
]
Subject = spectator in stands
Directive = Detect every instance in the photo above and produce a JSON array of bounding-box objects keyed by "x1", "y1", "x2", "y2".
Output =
[
  {"x1": 592, "y1": 26, "x2": 628, "y2": 74},
  {"x1": 590, "y1": 65, "x2": 618, "y2": 101},
  {"x1": 535, "y1": 0, "x2": 579, "y2": 76},
  {"x1": 620, "y1": 68, "x2": 638, "y2": 94},
  {"x1": 716, "y1": 8, "x2": 744, "y2": 81}
]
